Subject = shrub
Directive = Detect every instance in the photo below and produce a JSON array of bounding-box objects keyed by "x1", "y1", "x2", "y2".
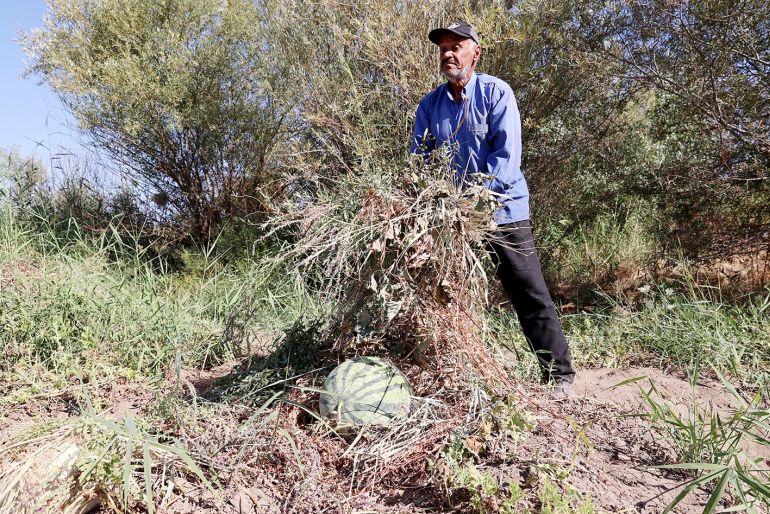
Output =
[{"x1": 22, "y1": 0, "x2": 288, "y2": 243}]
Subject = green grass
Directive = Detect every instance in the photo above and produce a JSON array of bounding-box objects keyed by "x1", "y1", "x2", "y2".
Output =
[
  {"x1": 540, "y1": 203, "x2": 659, "y2": 300},
  {"x1": 564, "y1": 285, "x2": 770, "y2": 388},
  {"x1": 488, "y1": 279, "x2": 770, "y2": 392},
  {"x1": 0, "y1": 206, "x2": 324, "y2": 393},
  {"x1": 0, "y1": 206, "x2": 327, "y2": 512},
  {"x1": 637, "y1": 372, "x2": 770, "y2": 513},
  {"x1": 3, "y1": 159, "x2": 769, "y2": 513}
]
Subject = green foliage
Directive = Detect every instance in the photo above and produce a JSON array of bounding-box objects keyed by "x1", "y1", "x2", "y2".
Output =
[
  {"x1": 262, "y1": 0, "x2": 445, "y2": 173},
  {"x1": 2, "y1": 148, "x2": 157, "y2": 260},
  {"x1": 537, "y1": 477, "x2": 596, "y2": 514},
  {"x1": 440, "y1": 444, "x2": 524, "y2": 513},
  {"x1": 0, "y1": 197, "x2": 322, "y2": 384},
  {"x1": 439, "y1": 445, "x2": 595, "y2": 513},
  {"x1": 0, "y1": 408, "x2": 218, "y2": 513},
  {"x1": 0, "y1": 149, "x2": 47, "y2": 214},
  {"x1": 610, "y1": 1, "x2": 770, "y2": 176},
  {"x1": 80, "y1": 410, "x2": 218, "y2": 512},
  {"x1": 604, "y1": 0, "x2": 770, "y2": 254},
  {"x1": 21, "y1": 0, "x2": 770, "y2": 276},
  {"x1": 23, "y1": 0, "x2": 286, "y2": 243},
  {"x1": 481, "y1": 0, "x2": 640, "y2": 229},
  {"x1": 491, "y1": 0, "x2": 770, "y2": 259},
  {"x1": 488, "y1": 396, "x2": 538, "y2": 445},
  {"x1": 540, "y1": 202, "x2": 659, "y2": 300},
  {"x1": 639, "y1": 373, "x2": 770, "y2": 513},
  {"x1": 559, "y1": 284, "x2": 770, "y2": 387}
]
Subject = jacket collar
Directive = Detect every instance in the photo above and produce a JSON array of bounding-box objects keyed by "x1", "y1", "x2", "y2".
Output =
[{"x1": 443, "y1": 72, "x2": 478, "y2": 102}]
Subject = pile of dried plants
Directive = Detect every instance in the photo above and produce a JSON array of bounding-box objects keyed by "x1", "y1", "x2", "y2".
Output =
[{"x1": 268, "y1": 155, "x2": 514, "y2": 396}]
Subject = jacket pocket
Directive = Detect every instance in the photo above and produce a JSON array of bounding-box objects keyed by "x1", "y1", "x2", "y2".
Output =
[{"x1": 469, "y1": 123, "x2": 488, "y2": 134}]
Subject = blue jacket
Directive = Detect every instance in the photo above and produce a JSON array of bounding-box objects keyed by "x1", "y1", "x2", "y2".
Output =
[{"x1": 410, "y1": 72, "x2": 529, "y2": 223}]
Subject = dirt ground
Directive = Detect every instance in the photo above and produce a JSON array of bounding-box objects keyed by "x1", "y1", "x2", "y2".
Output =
[
  {"x1": 549, "y1": 367, "x2": 769, "y2": 513},
  {"x1": 1, "y1": 366, "x2": 768, "y2": 513},
  {"x1": 575, "y1": 367, "x2": 749, "y2": 413}
]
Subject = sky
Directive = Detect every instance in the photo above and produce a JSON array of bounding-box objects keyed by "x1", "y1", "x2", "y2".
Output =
[{"x1": 0, "y1": 1, "x2": 85, "y2": 163}]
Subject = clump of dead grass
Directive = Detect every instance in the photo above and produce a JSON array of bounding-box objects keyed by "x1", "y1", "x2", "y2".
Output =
[
  {"x1": 267, "y1": 156, "x2": 513, "y2": 395},
  {"x1": 0, "y1": 410, "x2": 220, "y2": 514},
  {"x1": 250, "y1": 157, "x2": 534, "y2": 507}
]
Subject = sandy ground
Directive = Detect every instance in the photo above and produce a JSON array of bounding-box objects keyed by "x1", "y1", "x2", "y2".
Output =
[
  {"x1": 576, "y1": 367, "x2": 744, "y2": 413},
  {"x1": 564, "y1": 367, "x2": 770, "y2": 513}
]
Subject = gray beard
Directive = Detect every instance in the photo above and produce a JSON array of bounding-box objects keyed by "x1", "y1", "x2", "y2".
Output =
[{"x1": 442, "y1": 64, "x2": 471, "y2": 84}]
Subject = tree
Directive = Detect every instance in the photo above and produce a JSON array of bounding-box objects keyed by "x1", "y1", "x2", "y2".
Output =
[
  {"x1": 23, "y1": 0, "x2": 287, "y2": 243},
  {"x1": 608, "y1": 0, "x2": 770, "y2": 253}
]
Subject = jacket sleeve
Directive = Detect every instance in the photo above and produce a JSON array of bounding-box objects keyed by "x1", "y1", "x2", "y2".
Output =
[
  {"x1": 484, "y1": 84, "x2": 523, "y2": 197},
  {"x1": 409, "y1": 93, "x2": 435, "y2": 156}
]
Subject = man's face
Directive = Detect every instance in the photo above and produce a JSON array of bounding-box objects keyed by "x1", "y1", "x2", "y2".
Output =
[{"x1": 438, "y1": 33, "x2": 480, "y2": 83}]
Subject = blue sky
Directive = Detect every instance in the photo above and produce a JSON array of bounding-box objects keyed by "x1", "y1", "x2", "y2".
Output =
[{"x1": 1, "y1": 2, "x2": 84, "y2": 161}]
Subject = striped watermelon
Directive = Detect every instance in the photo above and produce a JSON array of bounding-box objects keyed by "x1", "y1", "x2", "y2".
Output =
[{"x1": 319, "y1": 356, "x2": 412, "y2": 426}]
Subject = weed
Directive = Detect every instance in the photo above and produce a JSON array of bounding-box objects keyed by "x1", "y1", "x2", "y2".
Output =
[
  {"x1": 438, "y1": 445, "x2": 596, "y2": 514},
  {"x1": 541, "y1": 203, "x2": 658, "y2": 300},
  {"x1": 637, "y1": 371, "x2": 770, "y2": 512},
  {"x1": 0, "y1": 197, "x2": 323, "y2": 388},
  {"x1": 267, "y1": 156, "x2": 514, "y2": 391},
  {"x1": 561, "y1": 284, "x2": 770, "y2": 390},
  {"x1": 439, "y1": 444, "x2": 519, "y2": 513},
  {"x1": 0, "y1": 405, "x2": 218, "y2": 513},
  {"x1": 536, "y1": 477, "x2": 596, "y2": 514}
]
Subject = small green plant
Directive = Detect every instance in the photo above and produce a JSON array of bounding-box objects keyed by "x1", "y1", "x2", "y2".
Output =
[
  {"x1": 0, "y1": 194, "x2": 321, "y2": 387},
  {"x1": 637, "y1": 370, "x2": 770, "y2": 513},
  {"x1": 439, "y1": 444, "x2": 524, "y2": 513},
  {"x1": 438, "y1": 434, "x2": 595, "y2": 514},
  {"x1": 489, "y1": 396, "x2": 538, "y2": 445},
  {"x1": 537, "y1": 477, "x2": 596, "y2": 514}
]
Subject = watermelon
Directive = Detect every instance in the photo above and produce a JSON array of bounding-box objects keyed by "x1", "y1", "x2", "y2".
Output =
[{"x1": 319, "y1": 356, "x2": 412, "y2": 426}]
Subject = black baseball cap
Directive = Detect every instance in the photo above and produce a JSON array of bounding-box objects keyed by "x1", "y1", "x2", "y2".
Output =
[{"x1": 428, "y1": 22, "x2": 479, "y2": 45}]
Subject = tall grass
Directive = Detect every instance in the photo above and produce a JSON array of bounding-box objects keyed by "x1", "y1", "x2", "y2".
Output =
[
  {"x1": 486, "y1": 274, "x2": 770, "y2": 391},
  {"x1": 563, "y1": 284, "x2": 770, "y2": 388},
  {"x1": 539, "y1": 203, "x2": 659, "y2": 301},
  {"x1": 0, "y1": 204, "x2": 322, "y2": 389}
]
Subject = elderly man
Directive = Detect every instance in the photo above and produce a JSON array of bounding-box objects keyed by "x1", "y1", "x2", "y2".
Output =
[{"x1": 410, "y1": 22, "x2": 576, "y2": 395}]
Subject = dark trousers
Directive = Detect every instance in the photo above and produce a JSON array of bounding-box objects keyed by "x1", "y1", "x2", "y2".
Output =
[{"x1": 487, "y1": 220, "x2": 575, "y2": 383}]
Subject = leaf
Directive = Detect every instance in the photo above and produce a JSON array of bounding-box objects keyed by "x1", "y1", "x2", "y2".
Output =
[
  {"x1": 278, "y1": 429, "x2": 305, "y2": 478},
  {"x1": 370, "y1": 237, "x2": 386, "y2": 253},
  {"x1": 143, "y1": 442, "x2": 154, "y2": 514},
  {"x1": 736, "y1": 472, "x2": 770, "y2": 499},
  {"x1": 168, "y1": 442, "x2": 219, "y2": 493},
  {"x1": 703, "y1": 470, "x2": 732, "y2": 514},
  {"x1": 712, "y1": 367, "x2": 748, "y2": 408},
  {"x1": 662, "y1": 470, "x2": 723, "y2": 514},
  {"x1": 607, "y1": 375, "x2": 648, "y2": 390},
  {"x1": 123, "y1": 439, "x2": 135, "y2": 509},
  {"x1": 462, "y1": 436, "x2": 485, "y2": 456},
  {"x1": 656, "y1": 463, "x2": 727, "y2": 471}
]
